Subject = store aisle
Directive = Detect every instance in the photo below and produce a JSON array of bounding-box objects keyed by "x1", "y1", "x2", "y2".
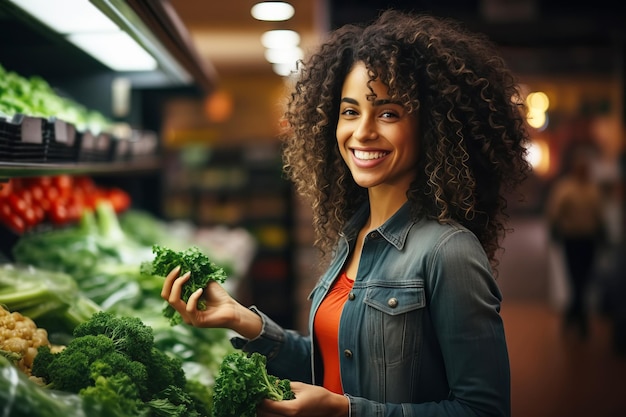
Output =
[{"x1": 498, "y1": 216, "x2": 626, "y2": 417}]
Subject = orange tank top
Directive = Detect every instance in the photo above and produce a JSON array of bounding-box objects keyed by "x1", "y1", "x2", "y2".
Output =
[{"x1": 313, "y1": 271, "x2": 354, "y2": 394}]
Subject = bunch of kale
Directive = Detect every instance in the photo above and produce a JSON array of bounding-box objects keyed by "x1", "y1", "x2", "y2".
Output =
[
  {"x1": 142, "y1": 244, "x2": 227, "y2": 326},
  {"x1": 212, "y1": 351, "x2": 295, "y2": 417}
]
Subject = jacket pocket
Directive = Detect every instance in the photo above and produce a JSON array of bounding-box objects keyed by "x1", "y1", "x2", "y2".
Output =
[
  {"x1": 362, "y1": 281, "x2": 427, "y2": 366},
  {"x1": 364, "y1": 283, "x2": 426, "y2": 315}
]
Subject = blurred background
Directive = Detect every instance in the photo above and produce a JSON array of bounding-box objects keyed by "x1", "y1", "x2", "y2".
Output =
[{"x1": 0, "y1": 1, "x2": 625, "y2": 416}]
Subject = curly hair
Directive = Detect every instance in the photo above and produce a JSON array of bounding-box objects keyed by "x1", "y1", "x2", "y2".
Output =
[{"x1": 281, "y1": 9, "x2": 531, "y2": 269}]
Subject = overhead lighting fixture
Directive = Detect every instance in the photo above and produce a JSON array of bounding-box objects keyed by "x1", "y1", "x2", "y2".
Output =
[
  {"x1": 251, "y1": 2, "x2": 295, "y2": 21},
  {"x1": 261, "y1": 30, "x2": 300, "y2": 49},
  {"x1": 8, "y1": 0, "x2": 117, "y2": 33},
  {"x1": 272, "y1": 62, "x2": 299, "y2": 77},
  {"x1": 68, "y1": 31, "x2": 157, "y2": 72},
  {"x1": 8, "y1": 0, "x2": 158, "y2": 71},
  {"x1": 264, "y1": 46, "x2": 303, "y2": 65}
]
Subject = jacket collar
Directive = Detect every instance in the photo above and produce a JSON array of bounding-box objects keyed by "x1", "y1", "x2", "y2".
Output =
[{"x1": 342, "y1": 201, "x2": 417, "y2": 251}]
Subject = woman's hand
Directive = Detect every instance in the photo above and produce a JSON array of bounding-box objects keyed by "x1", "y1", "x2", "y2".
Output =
[
  {"x1": 257, "y1": 382, "x2": 349, "y2": 417},
  {"x1": 160, "y1": 266, "x2": 262, "y2": 338}
]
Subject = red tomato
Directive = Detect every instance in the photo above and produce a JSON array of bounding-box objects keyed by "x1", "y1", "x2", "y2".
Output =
[
  {"x1": 43, "y1": 186, "x2": 60, "y2": 203},
  {"x1": 0, "y1": 201, "x2": 12, "y2": 219},
  {"x1": 49, "y1": 200, "x2": 69, "y2": 225},
  {"x1": 107, "y1": 188, "x2": 131, "y2": 213},
  {"x1": 33, "y1": 205, "x2": 45, "y2": 223},
  {"x1": 22, "y1": 207, "x2": 38, "y2": 228},
  {"x1": 52, "y1": 175, "x2": 73, "y2": 198},
  {"x1": 29, "y1": 185, "x2": 45, "y2": 203},
  {"x1": 28, "y1": 176, "x2": 53, "y2": 188},
  {"x1": 16, "y1": 188, "x2": 33, "y2": 206},
  {"x1": 75, "y1": 176, "x2": 96, "y2": 193},
  {"x1": 7, "y1": 194, "x2": 28, "y2": 218},
  {"x1": 0, "y1": 180, "x2": 13, "y2": 198},
  {"x1": 10, "y1": 178, "x2": 25, "y2": 191},
  {"x1": 0, "y1": 210, "x2": 25, "y2": 233},
  {"x1": 66, "y1": 196, "x2": 85, "y2": 222}
]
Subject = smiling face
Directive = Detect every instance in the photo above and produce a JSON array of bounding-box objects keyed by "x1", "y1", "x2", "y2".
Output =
[{"x1": 336, "y1": 62, "x2": 419, "y2": 196}]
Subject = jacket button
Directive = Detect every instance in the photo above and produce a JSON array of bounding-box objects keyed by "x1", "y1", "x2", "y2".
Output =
[
  {"x1": 348, "y1": 292, "x2": 355, "y2": 301},
  {"x1": 369, "y1": 231, "x2": 379, "y2": 239},
  {"x1": 388, "y1": 298, "x2": 398, "y2": 308},
  {"x1": 344, "y1": 349, "x2": 353, "y2": 358}
]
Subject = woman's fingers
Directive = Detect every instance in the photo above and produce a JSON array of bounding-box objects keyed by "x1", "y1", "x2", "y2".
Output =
[
  {"x1": 170, "y1": 271, "x2": 191, "y2": 301},
  {"x1": 186, "y1": 288, "x2": 204, "y2": 313},
  {"x1": 160, "y1": 265, "x2": 181, "y2": 299}
]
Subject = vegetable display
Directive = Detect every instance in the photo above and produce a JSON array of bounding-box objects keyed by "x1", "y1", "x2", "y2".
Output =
[
  {"x1": 6, "y1": 203, "x2": 245, "y2": 414},
  {"x1": 12, "y1": 200, "x2": 154, "y2": 311},
  {"x1": 0, "y1": 175, "x2": 132, "y2": 233},
  {"x1": 32, "y1": 311, "x2": 212, "y2": 417},
  {"x1": 11, "y1": 205, "x2": 237, "y2": 381},
  {"x1": 142, "y1": 244, "x2": 227, "y2": 326},
  {"x1": 212, "y1": 351, "x2": 295, "y2": 417},
  {"x1": 0, "y1": 62, "x2": 112, "y2": 132},
  {"x1": 1, "y1": 355, "x2": 113, "y2": 417},
  {"x1": 0, "y1": 263, "x2": 102, "y2": 341}
]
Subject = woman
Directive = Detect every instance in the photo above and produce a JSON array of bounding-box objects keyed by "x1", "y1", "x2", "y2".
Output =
[{"x1": 162, "y1": 9, "x2": 530, "y2": 417}]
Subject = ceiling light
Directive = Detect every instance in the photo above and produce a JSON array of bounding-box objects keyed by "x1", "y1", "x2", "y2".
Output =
[
  {"x1": 68, "y1": 31, "x2": 157, "y2": 71},
  {"x1": 251, "y1": 2, "x2": 295, "y2": 21},
  {"x1": 264, "y1": 46, "x2": 303, "y2": 64},
  {"x1": 261, "y1": 30, "x2": 300, "y2": 48},
  {"x1": 272, "y1": 62, "x2": 299, "y2": 77},
  {"x1": 8, "y1": 0, "x2": 159, "y2": 72},
  {"x1": 7, "y1": 0, "x2": 117, "y2": 33}
]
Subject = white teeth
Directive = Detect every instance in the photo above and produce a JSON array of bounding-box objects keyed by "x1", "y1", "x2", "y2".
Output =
[{"x1": 354, "y1": 150, "x2": 388, "y2": 160}]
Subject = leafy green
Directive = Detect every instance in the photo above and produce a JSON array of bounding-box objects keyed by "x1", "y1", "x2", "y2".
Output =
[
  {"x1": 12, "y1": 202, "x2": 155, "y2": 312},
  {"x1": 1, "y1": 355, "x2": 122, "y2": 417},
  {"x1": 0, "y1": 263, "x2": 102, "y2": 339},
  {"x1": 212, "y1": 351, "x2": 295, "y2": 417},
  {"x1": 31, "y1": 311, "x2": 210, "y2": 417},
  {"x1": 12, "y1": 202, "x2": 152, "y2": 278},
  {"x1": 143, "y1": 244, "x2": 227, "y2": 326},
  {"x1": 0, "y1": 62, "x2": 112, "y2": 132}
]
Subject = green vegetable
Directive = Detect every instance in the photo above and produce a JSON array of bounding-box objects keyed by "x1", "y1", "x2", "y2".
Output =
[
  {"x1": 13, "y1": 201, "x2": 153, "y2": 276},
  {"x1": 32, "y1": 311, "x2": 210, "y2": 417},
  {"x1": 12, "y1": 202, "x2": 155, "y2": 312},
  {"x1": 143, "y1": 244, "x2": 227, "y2": 326},
  {"x1": 0, "y1": 355, "x2": 124, "y2": 417},
  {"x1": 0, "y1": 62, "x2": 113, "y2": 131},
  {"x1": 0, "y1": 263, "x2": 102, "y2": 339},
  {"x1": 212, "y1": 351, "x2": 295, "y2": 417}
]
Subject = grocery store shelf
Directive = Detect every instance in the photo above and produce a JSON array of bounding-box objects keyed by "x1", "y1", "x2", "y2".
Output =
[{"x1": 0, "y1": 157, "x2": 161, "y2": 180}]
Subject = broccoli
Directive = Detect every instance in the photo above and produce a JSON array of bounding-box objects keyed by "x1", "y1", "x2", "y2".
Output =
[
  {"x1": 72, "y1": 311, "x2": 153, "y2": 362},
  {"x1": 80, "y1": 361, "x2": 146, "y2": 417},
  {"x1": 144, "y1": 346, "x2": 186, "y2": 396},
  {"x1": 143, "y1": 245, "x2": 227, "y2": 326},
  {"x1": 40, "y1": 333, "x2": 149, "y2": 397},
  {"x1": 212, "y1": 351, "x2": 295, "y2": 417},
  {"x1": 31, "y1": 311, "x2": 211, "y2": 417}
]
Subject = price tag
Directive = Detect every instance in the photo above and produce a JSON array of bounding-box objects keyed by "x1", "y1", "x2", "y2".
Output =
[{"x1": 20, "y1": 116, "x2": 43, "y2": 144}]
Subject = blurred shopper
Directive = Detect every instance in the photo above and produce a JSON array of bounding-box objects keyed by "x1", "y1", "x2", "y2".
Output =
[
  {"x1": 547, "y1": 147, "x2": 605, "y2": 339},
  {"x1": 162, "y1": 9, "x2": 531, "y2": 417}
]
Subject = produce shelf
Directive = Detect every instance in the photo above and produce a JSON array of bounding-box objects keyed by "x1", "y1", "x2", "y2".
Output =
[{"x1": 0, "y1": 157, "x2": 161, "y2": 180}]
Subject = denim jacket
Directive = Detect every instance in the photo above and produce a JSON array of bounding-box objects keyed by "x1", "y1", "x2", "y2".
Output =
[{"x1": 232, "y1": 202, "x2": 510, "y2": 417}]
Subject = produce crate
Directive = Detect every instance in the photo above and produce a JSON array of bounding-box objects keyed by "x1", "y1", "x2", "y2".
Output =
[
  {"x1": 128, "y1": 130, "x2": 158, "y2": 160},
  {"x1": 108, "y1": 136, "x2": 131, "y2": 161},
  {"x1": 75, "y1": 130, "x2": 111, "y2": 162},
  {"x1": 0, "y1": 114, "x2": 47, "y2": 162},
  {"x1": 44, "y1": 117, "x2": 78, "y2": 162}
]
